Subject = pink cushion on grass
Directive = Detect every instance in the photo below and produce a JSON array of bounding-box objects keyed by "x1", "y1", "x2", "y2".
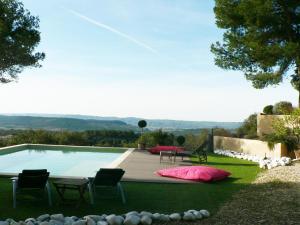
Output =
[
  {"x1": 157, "y1": 166, "x2": 231, "y2": 182},
  {"x1": 149, "y1": 145, "x2": 184, "y2": 154}
]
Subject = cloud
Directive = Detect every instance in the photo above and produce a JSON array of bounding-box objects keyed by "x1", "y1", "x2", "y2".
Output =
[{"x1": 66, "y1": 9, "x2": 159, "y2": 54}]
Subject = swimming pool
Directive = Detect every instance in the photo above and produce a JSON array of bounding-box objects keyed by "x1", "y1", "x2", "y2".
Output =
[{"x1": 0, "y1": 144, "x2": 130, "y2": 177}]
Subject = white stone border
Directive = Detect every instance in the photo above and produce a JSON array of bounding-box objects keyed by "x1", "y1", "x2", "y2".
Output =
[
  {"x1": 214, "y1": 149, "x2": 292, "y2": 169},
  {"x1": 106, "y1": 148, "x2": 134, "y2": 168},
  {"x1": 1, "y1": 210, "x2": 210, "y2": 225}
]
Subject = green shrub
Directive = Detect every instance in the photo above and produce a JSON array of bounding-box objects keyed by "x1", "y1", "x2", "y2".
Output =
[
  {"x1": 137, "y1": 129, "x2": 174, "y2": 147},
  {"x1": 184, "y1": 130, "x2": 209, "y2": 150},
  {"x1": 213, "y1": 128, "x2": 235, "y2": 137},
  {"x1": 236, "y1": 114, "x2": 257, "y2": 139},
  {"x1": 152, "y1": 129, "x2": 174, "y2": 146},
  {"x1": 264, "y1": 108, "x2": 300, "y2": 152},
  {"x1": 2, "y1": 129, "x2": 139, "y2": 147},
  {"x1": 263, "y1": 105, "x2": 273, "y2": 115},
  {"x1": 273, "y1": 101, "x2": 293, "y2": 115}
]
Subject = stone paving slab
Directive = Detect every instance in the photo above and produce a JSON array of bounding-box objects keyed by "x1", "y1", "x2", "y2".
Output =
[{"x1": 118, "y1": 149, "x2": 195, "y2": 183}]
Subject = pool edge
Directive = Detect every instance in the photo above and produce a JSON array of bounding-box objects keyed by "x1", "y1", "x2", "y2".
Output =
[{"x1": 106, "y1": 148, "x2": 135, "y2": 168}]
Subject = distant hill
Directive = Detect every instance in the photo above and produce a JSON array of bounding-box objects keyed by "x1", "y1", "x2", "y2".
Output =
[
  {"x1": 1, "y1": 113, "x2": 242, "y2": 131},
  {"x1": 0, "y1": 115, "x2": 136, "y2": 131}
]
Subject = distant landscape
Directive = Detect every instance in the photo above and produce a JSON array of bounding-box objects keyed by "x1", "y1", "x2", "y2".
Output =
[{"x1": 0, "y1": 114, "x2": 242, "y2": 131}]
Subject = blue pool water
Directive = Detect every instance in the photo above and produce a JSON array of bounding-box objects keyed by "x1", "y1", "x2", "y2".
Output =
[{"x1": 0, "y1": 149, "x2": 123, "y2": 177}]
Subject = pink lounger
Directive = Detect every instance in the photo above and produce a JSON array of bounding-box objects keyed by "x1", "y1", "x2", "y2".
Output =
[
  {"x1": 149, "y1": 145, "x2": 185, "y2": 154},
  {"x1": 157, "y1": 166, "x2": 231, "y2": 182}
]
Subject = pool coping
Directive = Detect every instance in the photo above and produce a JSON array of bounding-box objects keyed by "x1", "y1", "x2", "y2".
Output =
[{"x1": 0, "y1": 144, "x2": 133, "y2": 179}]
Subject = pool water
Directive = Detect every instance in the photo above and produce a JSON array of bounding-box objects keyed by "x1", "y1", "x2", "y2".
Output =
[{"x1": 0, "y1": 148, "x2": 123, "y2": 177}]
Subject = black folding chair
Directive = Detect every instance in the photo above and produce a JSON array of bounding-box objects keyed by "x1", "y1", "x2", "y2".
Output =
[
  {"x1": 12, "y1": 169, "x2": 52, "y2": 208},
  {"x1": 88, "y1": 168, "x2": 126, "y2": 204}
]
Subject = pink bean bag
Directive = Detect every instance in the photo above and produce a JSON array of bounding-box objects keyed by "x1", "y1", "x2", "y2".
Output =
[
  {"x1": 157, "y1": 166, "x2": 231, "y2": 182},
  {"x1": 149, "y1": 146, "x2": 185, "y2": 154}
]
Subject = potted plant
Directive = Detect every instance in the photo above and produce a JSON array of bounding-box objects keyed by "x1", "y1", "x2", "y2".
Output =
[
  {"x1": 265, "y1": 108, "x2": 300, "y2": 159},
  {"x1": 137, "y1": 120, "x2": 147, "y2": 150}
]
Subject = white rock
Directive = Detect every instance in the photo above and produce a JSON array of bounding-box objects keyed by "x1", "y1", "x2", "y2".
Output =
[
  {"x1": 106, "y1": 216, "x2": 123, "y2": 225},
  {"x1": 71, "y1": 217, "x2": 78, "y2": 222},
  {"x1": 140, "y1": 216, "x2": 152, "y2": 225},
  {"x1": 267, "y1": 163, "x2": 273, "y2": 169},
  {"x1": 0, "y1": 222, "x2": 9, "y2": 225},
  {"x1": 124, "y1": 215, "x2": 140, "y2": 225},
  {"x1": 151, "y1": 213, "x2": 161, "y2": 221},
  {"x1": 194, "y1": 212, "x2": 203, "y2": 220},
  {"x1": 139, "y1": 212, "x2": 152, "y2": 218},
  {"x1": 24, "y1": 219, "x2": 35, "y2": 224},
  {"x1": 40, "y1": 222, "x2": 50, "y2": 225},
  {"x1": 49, "y1": 220, "x2": 64, "y2": 225},
  {"x1": 10, "y1": 222, "x2": 19, "y2": 225},
  {"x1": 86, "y1": 218, "x2": 95, "y2": 225},
  {"x1": 169, "y1": 213, "x2": 181, "y2": 221},
  {"x1": 199, "y1": 210, "x2": 210, "y2": 218},
  {"x1": 64, "y1": 218, "x2": 74, "y2": 225},
  {"x1": 72, "y1": 220, "x2": 86, "y2": 225},
  {"x1": 187, "y1": 209, "x2": 198, "y2": 214},
  {"x1": 159, "y1": 215, "x2": 169, "y2": 222},
  {"x1": 183, "y1": 212, "x2": 195, "y2": 221},
  {"x1": 84, "y1": 216, "x2": 103, "y2": 223},
  {"x1": 50, "y1": 215, "x2": 64, "y2": 222},
  {"x1": 37, "y1": 215, "x2": 50, "y2": 222},
  {"x1": 96, "y1": 222, "x2": 107, "y2": 225},
  {"x1": 125, "y1": 212, "x2": 139, "y2": 217}
]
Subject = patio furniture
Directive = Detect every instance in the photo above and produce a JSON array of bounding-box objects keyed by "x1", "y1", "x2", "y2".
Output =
[
  {"x1": 53, "y1": 178, "x2": 89, "y2": 206},
  {"x1": 88, "y1": 168, "x2": 126, "y2": 204},
  {"x1": 12, "y1": 169, "x2": 52, "y2": 208},
  {"x1": 160, "y1": 150, "x2": 176, "y2": 163},
  {"x1": 194, "y1": 148, "x2": 208, "y2": 163},
  {"x1": 149, "y1": 145, "x2": 185, "y2": 154},
  {"x1": 175, "y1": 151, "x2": 193, "y2": 161},
  {"x1": 193, "y1": 141, "x2": 208, "y2": 163}
]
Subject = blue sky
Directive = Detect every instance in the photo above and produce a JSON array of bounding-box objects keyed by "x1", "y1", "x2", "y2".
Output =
[{"x1": 0, "y1": 0, "x2": 297, "y2": 121}]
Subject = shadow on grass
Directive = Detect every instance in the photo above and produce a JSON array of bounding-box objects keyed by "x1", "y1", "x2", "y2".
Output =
[
  {"x1": 200, "y1": 181, "x2": 300, "y2": 225},
  {"x1": 0, "y1": 151, "x2": 260, "y2": 220},
  {"x1": 0, "y1": 176, "x2": 252, "y2": 220},
  {"x1": 197, "y1": 161, "x2": 258, "y2": 167}
]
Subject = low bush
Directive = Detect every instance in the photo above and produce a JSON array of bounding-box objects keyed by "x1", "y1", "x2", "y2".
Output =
[
  {"x1": 138, "y1": 129, "x2": 174, "y2": 147},
  {"x1": 213, "y1": 128, "x2": 235, "y2": 137},
  {"x1": 1, "y1": 129, "x2": 139, "y2": 147},
  {"x1": 236, "y1": 114, "x2": 257, "y2": 139},
  {"x1": 263, "y1": 105, "x2": 273, "y2": 115},
  {"x1": 273, "y1": 101, "x2": 293, "y2": 115}
]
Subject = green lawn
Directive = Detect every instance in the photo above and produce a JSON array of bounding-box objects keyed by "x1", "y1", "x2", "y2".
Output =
[{"x1": 0, "y1": 153, "x2": 260, "y2": 220}]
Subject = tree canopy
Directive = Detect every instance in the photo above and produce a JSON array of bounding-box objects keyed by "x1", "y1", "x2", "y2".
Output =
[
  {"x1": 211, "y1": 0, "x2": 300, "y2": 105},
  {"x1": 0, "y1": 0, "x2": 44, "y2": 83}
]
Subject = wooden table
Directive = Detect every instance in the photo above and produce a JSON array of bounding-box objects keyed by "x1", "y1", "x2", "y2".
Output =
[{"x1": 53, "y1": 178, "x2": 89, "y2": 206}]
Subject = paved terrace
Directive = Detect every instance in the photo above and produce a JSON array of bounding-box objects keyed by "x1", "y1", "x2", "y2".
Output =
[{"x1": 118, "y1": 149, "x2": 193, "y2": 183}]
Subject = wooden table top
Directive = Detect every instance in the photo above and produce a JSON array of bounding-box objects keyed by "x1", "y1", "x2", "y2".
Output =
[{"x1": 53, "y1": 178, "x2": 89, "y2": 186}]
